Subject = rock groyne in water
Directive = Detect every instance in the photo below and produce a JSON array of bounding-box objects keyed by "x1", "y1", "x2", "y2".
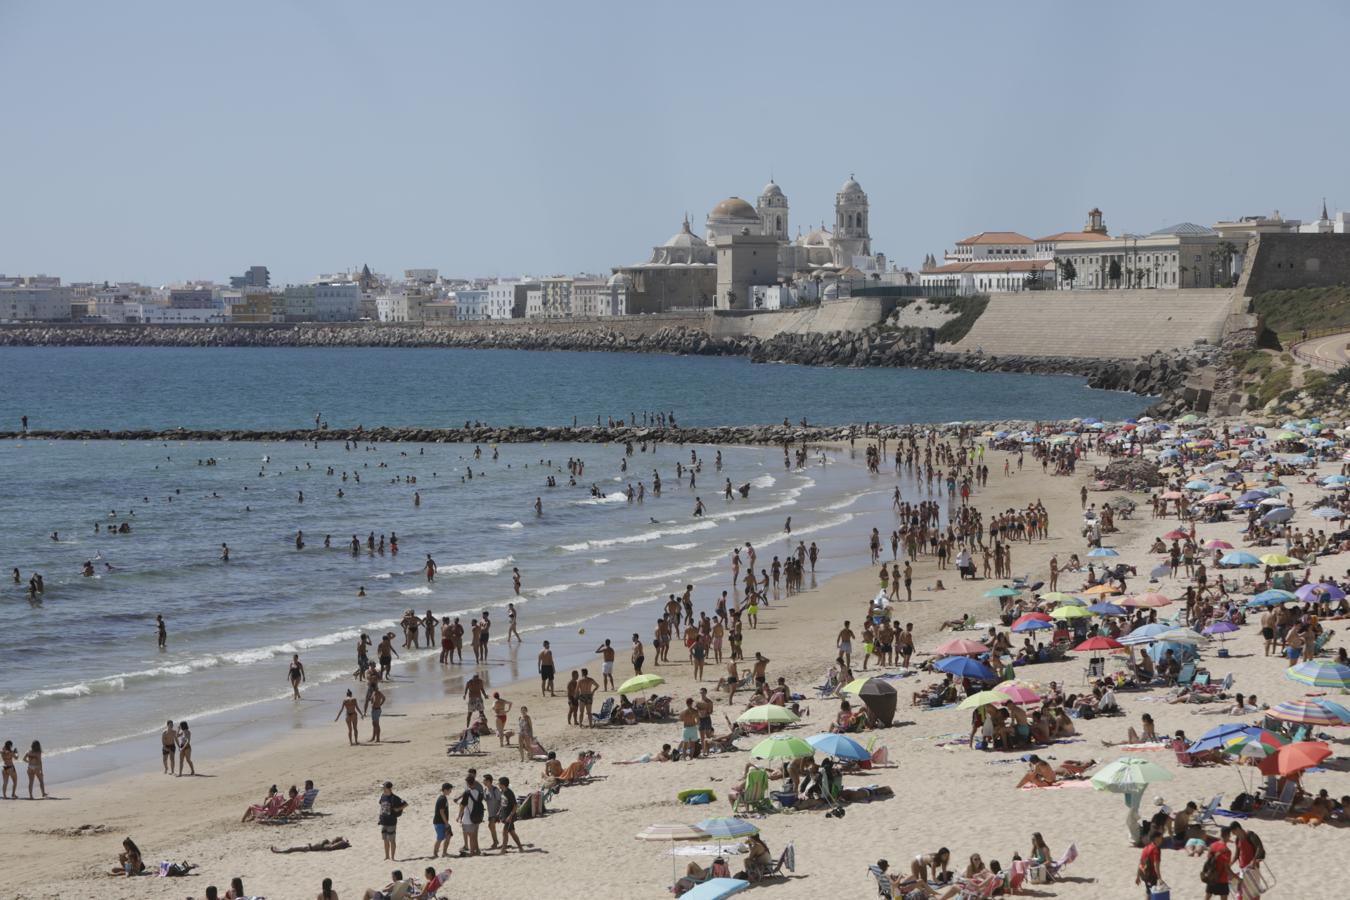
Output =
[{"x1": 0, "y1": 322, "x2": 1207, "y2": 400}]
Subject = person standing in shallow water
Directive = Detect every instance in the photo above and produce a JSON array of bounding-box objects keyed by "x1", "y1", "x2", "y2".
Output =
[
  {"x1": 155, "y1": 614, "x2": 167, "y2": 649},
  {"x1": 288, "y1": 653, "x2": 306, "y2": 699}
]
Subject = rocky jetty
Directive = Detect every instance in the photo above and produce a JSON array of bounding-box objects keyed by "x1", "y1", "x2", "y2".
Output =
[{"x1": 0, "y1": 321, "x2": 1207, "y2": 401}]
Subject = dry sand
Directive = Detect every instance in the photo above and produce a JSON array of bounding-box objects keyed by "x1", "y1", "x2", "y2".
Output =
[{"x1": 3, "y1": 440, "x2": 1346, "y2": 900}]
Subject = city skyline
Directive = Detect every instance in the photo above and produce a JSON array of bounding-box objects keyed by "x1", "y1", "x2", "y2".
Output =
[{"x1": 2, "y1": 0, "x2": 1347, "y2": 285}]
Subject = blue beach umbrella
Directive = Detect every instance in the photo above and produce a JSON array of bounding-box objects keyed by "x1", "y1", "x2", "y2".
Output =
[
  {"x1": 1261, "y1": 507, "x2": 1295, "y2": 524},
  {"x1": 934, "y1": 656, "x2": 996, "y2": 681},
  {"x1": 1118, "y1": 623, "x2": 1174, "y2": 645},
  {"x1": 1185, "y1": 480, "x2": 1214, "y2": 492},
  {"x1": 1296, "y1": 582, "x2": 1346, "y2": 602},
  {"x1": 694, "y1": 817, "x2": 759, "y2": 840},
  {"x1": 1011, "y1": 618, "x2": 1054, "y2": 633},
  {"x1": 1087, "y1": 547, "x2": 1120, "y2": 558},
  {"x1": 1187, "y1": 723, "x2": 1253, "y2": 754},
  {"x1": 804, "y1": 733, "x2": 872, "y2": 761},
  {"x1": 1312, "y1": 698, "x2": 1350, "y2": 724},
  {"x1": 1220, "y1": 552, "x2": 1261, "y2": 567},
  {"x1": 1145, "y1": 640, "x2": 1197, "y2": 664},
  {"x1": 1088, "y1": 602, "x2": 1127, "y2": 616},
  {"x1": 1311, "y1": 507, "x2": 1345, "y2": 519}
]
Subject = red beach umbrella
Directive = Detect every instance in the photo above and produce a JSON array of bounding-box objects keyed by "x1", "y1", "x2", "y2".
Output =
[
  {"x1": 1257, "y1": 741, "x2": 1332, "y2": 778},
  {"x1": 1073, "y1": 636, "x2": 1124, "y2": 652}
]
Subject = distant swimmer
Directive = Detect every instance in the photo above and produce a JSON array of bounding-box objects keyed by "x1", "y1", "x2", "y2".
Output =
[
  {"x1": 512, "y1": 567, "x2": 522, "y2": 596},
  {"x1": 650, "y1": 517, "x2": 659, "y2": 525},
  {"x1": 357, "y1": 586, "x2": 366, "y2": 597},
  {"x1": 414, "y1": 491, "x2": 421, "y2": 507},
  {"x1": 296, "y1": 531, "x2": 305, "y2": 550},
  {"x1": 10, "y1": 568, "x2": 18, "y2": 584},
  {"x1": 298, "y1": 491, "x2": 304, "y2": 504},
  {"x1": 82, "y1": 560, "x2": 94, "y2": 577},
  {"x1": 784, "y1": 517, "x2": 792, "y2": 534},
  {"x1": 693, "y1": 497, "x2": 705, "y2": 517},
  {"x1": 50, "y1": 532, "x2": 59, "y2": 542},
  {"x1": 288, "y1": 653, "x2": 306, "y2": 699},
  {"x1": 156, "y1": 614, "x2": 167, "y2": 649},
  {"x1": 220, "y1": 543, "x2": 230, "y2": 562},
  {"x1": 534, "y1": 497, "x2": 543, "y2": 516}
]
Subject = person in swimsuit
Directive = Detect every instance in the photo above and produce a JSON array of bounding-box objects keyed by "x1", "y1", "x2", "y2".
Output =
[
  {"x1": 161, "y1": 720, "x2": 176, "y2": 774},
  {"x1": 595, "y1": 639, "x2": 616, "y2": 691},
  {"x1": 1, "y1": 740, "x2": 17, "y2": 799},
  {"x1": 23, "y1": 740, "x2": 46, "y2": 799},
  {"x1": 176, "y1": 721, "x2": 195, "y2": 776},
  {"x1": 576, "y1": 669, "x2": 598, "y2": 727},
  {"x1": 335, "y1": 689, "x2": 364, "y2": 745},
  {"x1": 506, "y1": 603, "x2": 521, "y2": 643},
  {"x1": 156, "y1": 614, "x2": 167, "y2": 649},
  {"x1": 369, "y1": 687, "x2": 385, "y2": 743},
  {"x1": 289, "y1": 654, "x2": 306, "y2": 699},
  {"x1": 537, "y1": 641, "x2": 556, "y2": 697},
  {"x1": 492, "y1": 693, "x2": 513, "y2": 747},
  {"x1": 516, "y1": 707, "x2": 534, "y2": 762}
]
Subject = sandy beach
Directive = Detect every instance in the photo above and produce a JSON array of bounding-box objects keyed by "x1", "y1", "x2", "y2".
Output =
[{"x1": 3, "y1": 432, "x2": 1348, "y2": 900}]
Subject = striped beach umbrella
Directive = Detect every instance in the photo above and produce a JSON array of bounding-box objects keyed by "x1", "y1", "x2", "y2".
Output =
[
  {"x1": 1267, "y1": 699, "x2": 1345, "y2": 727},
  {"x1": 1286, "y1": 660, "x2": 1350, "y2": 690}
]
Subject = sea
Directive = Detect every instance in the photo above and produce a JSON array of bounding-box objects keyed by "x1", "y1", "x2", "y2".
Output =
[{"x1": 0, "y1": 346, "x2": 1148, "y2": 783}]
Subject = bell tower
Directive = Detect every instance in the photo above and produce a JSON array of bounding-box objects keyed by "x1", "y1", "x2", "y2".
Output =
[
  {"x1": 756, "y1": 179, "x2": 789, "y2": 241},
  {"x1": 833, "y1": 174, "x2": 871, "y2": 265}
]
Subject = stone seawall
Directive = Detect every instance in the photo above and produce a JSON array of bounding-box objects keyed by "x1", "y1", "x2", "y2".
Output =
[{"x1": 0, "y1": 321, "x2": 1198, "y2": 402}]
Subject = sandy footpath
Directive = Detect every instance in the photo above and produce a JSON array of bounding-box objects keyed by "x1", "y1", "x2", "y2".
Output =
[{"x1": 2, "y1": 439, "x2": 1346, "y2": 900}]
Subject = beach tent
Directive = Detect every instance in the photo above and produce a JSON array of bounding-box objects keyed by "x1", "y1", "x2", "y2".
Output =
[{"x1": 858, "y1": 678, "x2": 899, "y2": 726}]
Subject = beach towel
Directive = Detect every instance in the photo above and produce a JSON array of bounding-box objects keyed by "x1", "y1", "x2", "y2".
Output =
[
  {"x1": 1018, "y1": 780, "x2": 1092, "y2": 792},
  {"x1": 1116, "y1": 742, "x2": 1170, "y2": 752}
]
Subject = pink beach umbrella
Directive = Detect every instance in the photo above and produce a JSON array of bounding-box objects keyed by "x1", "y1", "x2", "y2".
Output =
[{"x1": 933, "y1": 637, "x2": 990, "y2": 656}]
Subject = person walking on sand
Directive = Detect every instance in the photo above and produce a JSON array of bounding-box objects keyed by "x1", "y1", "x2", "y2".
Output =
[
  {"x1": 22, "y1": 741, "x2": 46, "y2": 798},
  {"x1": 576, "y1": 669, "x2": 599, "y2": 726},
  {"x1": 457, "y1": 773, "x2": 484, "y2": 857},
  {"x1": 161, "y1": 720, "x2": 176, "y2": 774},
  {"x1": 837, "y1": 620, "x2": 856, "y2": 669},
  {"x1": 492, "y1": 693, "x2": 513, "y2": 747},
  {"x1": 537, "y1": 641, "x2": 556, "y2": 697},
  {"x1": 432, "y1": 782, "x2": 454, "y2": 859},
  {"x1": 378, "y1": 781, "x2": 407, "y2": 861},
  {"x1": 288, "y1": 653, "x2": 306, "y2": 699},
  {"x1": 336, "y1": 689, "x2": 363, "y2": 745},
  {"x1": 463, "y1": 673, "x2": 486, "y2": 729},
  {"x1": 176, "y1": 721, "x2": 195, "y2": 776},
  {"x1": 1, "y1": 741, "x2": 18, "y2": 799},
  {"x1": 595, "y1": 639, "x2": 616, "y2": 691},
  {"x1": 368, "y1": 686, "x2": 386, "y2": 743}
]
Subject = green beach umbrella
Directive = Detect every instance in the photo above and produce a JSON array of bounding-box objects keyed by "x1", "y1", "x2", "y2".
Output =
[
  {"x1": 1089, "y1": 757, "x2": 1175, "y2": 792},
  {"x1": 1050, "y1": 605, "x2": 1091, "y2": 620},
  {"x1": 984, "y1": 586, "x2": 1022, "y2": 598},
  {"x1": 958, "y1": 690, "x2": 1012, "y2": 710},
  {"x1": 735, "y1": 705, "x2": 800, "y2": 725},
  {"x1": 748, "y1": 735, "x2": 815, "y2": 760},
  {"x1": 618, "y1": 673, "x2": 666, "y2": 694}
]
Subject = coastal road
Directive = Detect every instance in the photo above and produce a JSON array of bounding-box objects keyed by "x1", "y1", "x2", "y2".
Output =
[{"x1": 1291, "y1": 329, "x2": 1350, "y2": 371}]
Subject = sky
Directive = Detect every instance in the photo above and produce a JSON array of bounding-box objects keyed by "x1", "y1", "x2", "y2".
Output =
[{"x1": 2, "y1": 0, "x2": 1347, "y2": 286}]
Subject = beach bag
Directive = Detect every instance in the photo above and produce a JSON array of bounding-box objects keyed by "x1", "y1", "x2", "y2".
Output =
[
  {"x1": 1231, "y1": 792, "x2": 1254, "y2": 813},
  {"x1": 1149, "y1": 882, "x2": 1170, "y2": 900},
  {"x1": 1027, "y1": 865, "x2": 1049, "y2": 884},
  {"x1": 1200, "y1": 856, "x2": 1216, "y2": 884},
  {"x1": 468, "y1": 789, "x2": 485, "y2": 824}
]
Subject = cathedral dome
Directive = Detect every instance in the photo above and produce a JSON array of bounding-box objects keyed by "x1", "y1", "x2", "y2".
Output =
[
  {"x1": 664, "y1": 217, "x2": 707, "y2": 248},
  {"x1": 760, "y1": 180, "x2": 784, "y2": 199},
  {"x1": 840, "y1": 175, "x2": 863, "y2": 194},
  {"x1": 608, "y1": 272, "x2": 631, "y2": 288},
  {"x1": 802, "y1": 226, "x2": 833, "y2": 246},
  {"x1": 710, "y1": 197, "x2": 757, "y2": 219}
]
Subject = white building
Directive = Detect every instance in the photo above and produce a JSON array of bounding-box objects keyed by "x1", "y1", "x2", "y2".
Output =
[
  {"x1": 139, "y1": 305, "x2": 227, "y2": 324},
  {"x1": 1055, "y1": 223, "x2": 1228, "y2": 290},
  {"x1": 920, "y1": 209, "x2": 1112, "y2": 294},
  {"x1": 404, "y1": 268, "x2": 439, "y2": 285},
  {"x1": 375, "y1": 291, "x2": 429, "y2": 323},
  {"x1": 453, "y1": 289, "x2": 489, "y2": 320},
  {"x1": 282, "y1": 281, "x2": 360, "y2": 322},
  {"x1": 573, "y1": 277, "x2": 627, "y2": 317},
  {"x1": 0, "y1": 280, "x2": 74, "y2": 321}
]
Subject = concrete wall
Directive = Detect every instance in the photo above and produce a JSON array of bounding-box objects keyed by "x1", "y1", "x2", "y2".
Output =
[
  {"x1": 1243, "y1": 233, "x2": 1350, "y2": 295},
  {"x1": 708, "y1": 296, "x2": 893, "y2": 339},
  {"x1": 946, "y1": 289, "x2": 1241, "y2": 359}
]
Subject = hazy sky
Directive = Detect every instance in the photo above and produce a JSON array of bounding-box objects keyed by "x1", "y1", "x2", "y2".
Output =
[{"x1": 3, "y1": 1, "x2": 1346, "y2": 285}]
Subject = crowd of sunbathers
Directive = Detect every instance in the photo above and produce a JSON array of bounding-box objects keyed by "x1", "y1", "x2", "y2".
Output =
[
  {"x1": 873, "y1": 832, "x2": 1073, "y2": 899},
  {"x1": 240, "y1": 779, "x2": 319, "y2": 823}
]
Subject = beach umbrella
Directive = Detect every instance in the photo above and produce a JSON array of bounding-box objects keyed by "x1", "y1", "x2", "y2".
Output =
[
  {"x1": 1238, "y1": 490, "x2": 1269, "y2": 502},
  {"x1": 1203, "y1": 539, "x2": 1234, "y2": 550},
  {"x1": 1258, "y1": 741, "x2": 1332, "y2": 778},
  {"x1": 858, "y1": 678, "x2": 898, "y2": 726},
  {"x1": 1296, "y1": 582, "x2": 1346, "y2": 602},
  {"x1": 1087, "y1": 547, "x2": 1120, "y2": 558},
  {"x1": 1287, "y1": 660, "x2": 1350, "y2": 690},
  {"x1": 1268, "y1": 699, "x2": 1345, "y2": 727},
  {"x1": 1184, "y1": 480, "x2": 1214, "y2": 492},
  {"x1": 1258, "y1": 497, "x2": 1289, "y2": 507},
  {"x1": 984, "y1": 586, "x2": 1021, "y2": 598},
  {"x1": 933, "y1": 656, "x2": 996, "y2": 681},
  {"x1": 1090, "y1": 757, "x2": 1175, "y2": 792},
  {"x1": 638, "y1": 821, "x2": 713, "y2": 886},
  {"x1": 1250, "y1": 589, "x2": 1298, "y2": 606},
  {"x1": 1146, "y1": 640, "x2": 1198, "y2": 664},
  {"x1": 1011, "y1": 618, "x2": 1054, "y2": 633},
  {"x1": 619, "y1": 673, "x2": 666, "y2": 694},
  {"x1": 1259, "y1": 554, "x2": 1299, "y2": 567},
  {"x1": 1087, "y1": 602, "x2": 1127, "y2": 617},
  {"x1": 680, "y1": 878, "x2": 752, "y2": 900},
  {"x1": 1037, "y1": 592, "x2": 1079, "y2": 604},
  {"x1": 1322, "y1": 474, "x2": 1350, "y2": 486},
  {"x1": 805, "y1": 733, "x2": 871, "y2": 761},
  {"x1": 1160, "y1": 489, "x2": 1183, "y2": 499},
  {"x1": 1149, "y1": 563, "x2": 1172, "y2": 580},
  {"x1": 1220, "y1": 551, "x2": 1262, "y2": 567},
  {"x1": 1222, "y1": 729, "x2": 1288, "y2": 759},
  {"x1": 1012, "y1": 611, "x2": 1053, "y2": 624},
  {"x1": 958, "y1": 689, "x2": 1012, "y2": 710},
  {"x1": 933, "y1": 637, "x2": 989, "y2": 656},
  {"x1": 694, "y1": 817, "x2": 759, "y2": 841},
  {"x1": 735, "y1": 705, "x2": 800, "y2": 726},
  {"x1": 1188, "y1": 723, "x2": 1254, "y2": 753},
  {"x1": 1050, "y1": 605, "x2": 1091, "y2": 620},
  {"x1": 1053, "y1": 596, "x2": 1089, "y2": 607},
  {"x1": 1311, "y1": 698, "x2": 1350, "y2": 724},
  {"x1": 1122, "y1": 592, "x2": 1172, "y2": 608},
  {"x1": 1202, "y1": 621, "x2": 1240, "y2": 639},
  {"x1": 1083, "y1": 583, "x2": 1122, "y2": 596},
  {"x1": 748, "y1": 735, "x2": 815, "y2": 760},
  {"x1": 1200, "y1": 493, "x2": 1232, "y2": 504},
  {"x1": 1261, "y1": 507, "x2": 1295, "y2": 524},
  {"x1": 992, "y1": 681, "x2": 1043, "y2": 704},
  {"x1": 1073, "y1": 636, "x2": 1124, "y2": 652},
  {"x1": 1153, "y1": 628, "x2": 1205, "y2": 644},
  {"x1": 1119, "y1": 623, "x2": 1173, "y2": 645},
  {"x1": 1162, "y1": 529, "x2": 1190, "y2": 540},
  {"x1": 1311, "y1": 507, "x2": 1346, "y2": 519}
]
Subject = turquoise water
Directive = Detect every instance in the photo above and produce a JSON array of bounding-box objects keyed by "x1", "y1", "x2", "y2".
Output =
[{"x1": 0, "y1": 346, "x2": 1149, "y2": 431}]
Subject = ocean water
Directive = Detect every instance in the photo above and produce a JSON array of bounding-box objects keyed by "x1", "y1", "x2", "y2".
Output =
[
  {"x1": 0, "y1": 346, "x2": 1149, "y2": 431},
  {"x1": 0, "y1": 436, "x2": 908, "y2": 781}
]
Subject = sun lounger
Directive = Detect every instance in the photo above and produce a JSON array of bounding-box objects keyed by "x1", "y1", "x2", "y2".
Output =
[
  {"x1": 446, "y1": 729, "x2": 480, "y2": 755},
  {"x1": 592, "y1": 697, "x2": 617, "y2": 725},
  {"x1": 527, "y1": 736, "x2": 550, "y2": 761},
  {"x1": 762, "y1": 842, "x2": 795, "y2": 878}
]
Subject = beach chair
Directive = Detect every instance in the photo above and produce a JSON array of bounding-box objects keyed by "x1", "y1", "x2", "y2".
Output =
[
  {"x1": 1172, "y1": 738, "x2": 1205, "y2": 768},
  {"x1": 869, "y1": 745, "x2": 891, "y2": 767},
  {"x1": 730, "y1": 767, "x2": 771, "y2": 813},
  {"x1": 1175, "y1": 662, "x2": 1197, "y2": 687},
  {"x1": 1046, "y1": 843, "x2": 1077, "y2": 879},
  {"x1": 1263, "y1": 782, "x2": 1296, "y2": 816},
  {"x1": 254, "y1": 794, "x2": 302, "y2": 824},
  {"x1": 446, "y1": 728, "x2": 480, "y2": 755},
  {"x1": 298, "y1": 787, "x2": 319, "y2": 815},
  {"x1": 592, "y1": 697, "x2": 616, "y2": 725},
  {"x1": 958, "y1": 872, "x2": 1000, "y2": 899},
  {"x1": 1194, "y1": 794, "x2": 1222, "y2": 829},
  {"x1": 815, "y1": 670, "x2": 839, "y2": 699},
  {"x1": 527, "y1": 736, "x2": 550, "y2": 761},
  {"x1": 762, "y1": 842, "x2": 795, "y2": 878},
  {"x1": 868, "y1": 864, "x2": 895, "y2": 899}
]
